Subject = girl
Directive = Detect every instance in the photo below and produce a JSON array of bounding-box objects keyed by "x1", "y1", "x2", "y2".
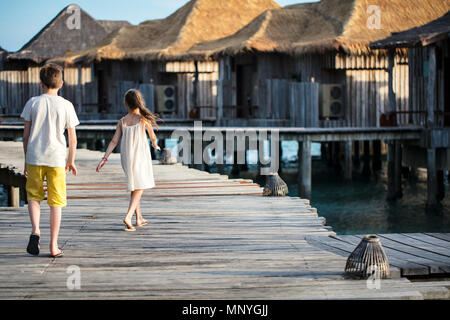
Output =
[{"x1": 96, "y1": 89, "x2": 160, "y2": 231}]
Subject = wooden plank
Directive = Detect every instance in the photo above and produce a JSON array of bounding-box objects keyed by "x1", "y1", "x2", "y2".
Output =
[
  {"x1": 399, "y1": 233, "x2": 450, "y2": 254},
  {"x1": 425, "y1": 233, "x2": 450, "y2": 242},
  {"x1": 376, "y1": 235, "x2": 450, "y2": 269}
]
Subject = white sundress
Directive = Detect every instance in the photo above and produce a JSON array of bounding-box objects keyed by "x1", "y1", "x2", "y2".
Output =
[{"x1": 120, "y1": 118, "x2": 155, "y2": 191}]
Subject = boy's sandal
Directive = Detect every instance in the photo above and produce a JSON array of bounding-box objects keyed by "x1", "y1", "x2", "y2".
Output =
[
  {"x1": 26, "y1": 234, "x2": 40, "y2": 256},
  {"x1": 50, "y1": 248, "x2": 64, "y2": 258}
]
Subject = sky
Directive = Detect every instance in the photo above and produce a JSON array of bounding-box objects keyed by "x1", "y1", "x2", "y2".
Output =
[{"x1": 0, "y1": 0, "x2": 316, "y2": 52}]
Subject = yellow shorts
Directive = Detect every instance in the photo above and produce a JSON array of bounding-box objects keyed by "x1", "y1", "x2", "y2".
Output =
[{"x1": 26, "y1": 164, "x2": 67, "y2": 207}]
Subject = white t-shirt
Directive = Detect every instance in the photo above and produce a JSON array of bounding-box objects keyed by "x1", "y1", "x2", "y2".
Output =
[{"x1": 21, "y1": 94, "x2": 80, "y2": 167}]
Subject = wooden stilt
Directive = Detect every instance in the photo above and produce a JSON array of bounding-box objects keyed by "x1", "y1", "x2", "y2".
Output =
[
  {"x1": 362, "y1": 140, "x2": 371, "y2": 176},
  {"x1": 95, "y1": 139, "x2": 105, "y2": 152},
  {"x1": 426, "y1": 148, "x2": 438, "y2": 206},
  {"x1": 437, "y1": 169, "x2": 445, "y2": 201},
  {"x1": 387, "y1": 141, "x2": 396, "y2": 201},
  {"x1": 426, "y1": 47, "x2": 438, "y2": 206},
  {"x1": 326, "y1": 142, "x2": 333, "y2": 167},
  {"x1": 394, "y1": 142, "x2": 403, "y2": 198},
  {"x1": 231, "y1": 150, "x2": 240, "y2": 175},
  {"x1": 344, "y1": 140, "x2": 352, "y2": 180},
  {"x1": 333, "y1": 142, "x2": 342, "y2": 172},
  {"x1": 372, "y1": 140, "x2": 382, "y2": 172},
  {"x1": 88, "y1": 139, "x2": 95, "y2": 151},
  {"x1": 78, "y1": 140, "x2": 88, "y2": 150},
  {"x1": 320, "y1": 142, "x2": 327, "y2": 162},
  {"x1": 353, "y1": 140, "x2": 360, "y2": 167},
  {"x1": 298, "y1": 138, "x2": 311, "y2": 199}
]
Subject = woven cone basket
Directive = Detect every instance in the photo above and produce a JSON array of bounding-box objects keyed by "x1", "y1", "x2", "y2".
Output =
[
  {"x1": 160, "y1": 148, "x2": 177, "y2": 165},
  {"x1": 263, "y1": 172, "x2": 288, "y2": 196},
  {"x1": 345, "y1": 235, "x2": 391, "y2": 279}
]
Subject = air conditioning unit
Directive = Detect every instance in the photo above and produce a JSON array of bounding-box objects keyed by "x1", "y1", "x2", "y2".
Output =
[
  {"x1": 320, "y1": 84, "x2": 345, "y2": 118},
  {"x1": 156, "y1": 85, "x2": 176, "y2": 113}
]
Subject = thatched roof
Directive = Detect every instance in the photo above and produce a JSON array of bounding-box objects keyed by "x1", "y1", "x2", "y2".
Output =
[
  {"x1": 7, "y1": 4, "x2": 130, "y2": 63},
  {"x1": 97, "y1": 20, "x2": 131, "y2": 34},
  {"x1": 185, "y1": 0, "x2": 450, "y2": 58},
  {"x1": 51, "y1": 0, "x2": 280, "y2": 65},
  {"x1": 371, "y1": 11, "x2": 450, "y2": 49}
]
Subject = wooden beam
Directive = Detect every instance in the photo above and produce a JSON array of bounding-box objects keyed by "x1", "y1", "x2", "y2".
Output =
[
  {"x1": 372, "y1": 140, "x2": 382, "y2": 172},
  {"x1": 344, "y1": 140, "x2": 352, "y2": 180},
  {"x1": 388, "y1": 50, "x2": 397, "y2": 116},
  {"x1": 387, "y1": 141, "x2": 396, "y2": 201},
  {"x1": 362, "y1": 140, "x2": 371, "y2": 176},
  {"x1": 427, "y1": 147, "x2": 438, "y2": 206},
  {"x1": 394, "y1": 141, "x2": 403, "y2": 198},
  {"x1": 76, "y1": 65, "x2": 82, "y2": 115},
  {"x1": 427, "y1": 46, "x2": 436, "y2": 127}
]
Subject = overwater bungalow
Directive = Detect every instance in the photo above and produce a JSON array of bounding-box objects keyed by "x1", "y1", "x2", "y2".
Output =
[
  {"x1": 51, "y1": 0, "x2": 280, "y2": 120},
  {"x1": 0, "y1": 4, "x2": 129, "y2": 117},
  {"x1": 185, "y1": 0, "x2": 449, "y2": 128},
  {"x1": 0, "y1": 47, "x2": 6, "y2": 71},
  {"x1": 371, "y1": 11, "x2": 450, "y2": 205}
]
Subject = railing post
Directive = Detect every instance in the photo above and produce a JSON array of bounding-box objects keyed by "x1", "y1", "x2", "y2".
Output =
[{"x1": 298, "y1": 137, "x2": 311, "y2": 199}]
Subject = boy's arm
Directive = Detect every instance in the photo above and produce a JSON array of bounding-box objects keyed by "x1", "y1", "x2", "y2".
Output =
[
  {"x1": 23, "y1": 121, "x2": 31, "y2": 177},
  {"x1": 66, "y1": 127, "x2": 77, "y2": 176}
]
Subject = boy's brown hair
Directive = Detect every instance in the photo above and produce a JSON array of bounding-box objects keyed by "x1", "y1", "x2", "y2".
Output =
[{"x1": 40, "y1": 63, "x2": 63, "y2": 89}]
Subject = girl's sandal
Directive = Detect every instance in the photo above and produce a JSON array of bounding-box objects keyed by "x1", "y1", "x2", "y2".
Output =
[
  {"x1": 123, "y1": 220, "x2": 136, "y2": 232},
  {"x1": 136, "y1": 219, "x2": 148, "y2": 227},
  {"x1": 50, "y1": 248, "x2": 64, "y2": 258}
]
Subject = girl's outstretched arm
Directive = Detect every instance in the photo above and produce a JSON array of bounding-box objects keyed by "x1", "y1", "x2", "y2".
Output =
[
  {"x1": 144, "y1": 120, "x2": 161, "y2": 151},
  {"x1": 96, "y1": 120, "x2": 122, "y2": 172}
]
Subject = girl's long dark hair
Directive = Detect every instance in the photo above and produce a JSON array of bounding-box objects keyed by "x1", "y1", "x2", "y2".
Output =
[{"x1": 124, "y1": 89, "x2": 160, "y2": 128}]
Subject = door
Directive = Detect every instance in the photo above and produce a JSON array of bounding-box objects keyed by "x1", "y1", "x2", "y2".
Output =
[
  {"x1": 236, "y1": 64, "x2": 253, "y2": 118},
  {"x1": 97, "y1": 69, "x2": 107, "y2": 113},
  {"x1": 444, "y1": 57, "x2": 450, "y2": 127}
]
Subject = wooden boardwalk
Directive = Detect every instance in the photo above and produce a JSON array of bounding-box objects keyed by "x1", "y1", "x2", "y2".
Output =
[{"x1": 0, "y1": 141, "x2": 449, "y2": 299}]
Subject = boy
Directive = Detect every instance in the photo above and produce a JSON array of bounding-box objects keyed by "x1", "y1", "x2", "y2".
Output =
[{"x1": 21, "y1": 63, "x2": 79, "y2": 258}]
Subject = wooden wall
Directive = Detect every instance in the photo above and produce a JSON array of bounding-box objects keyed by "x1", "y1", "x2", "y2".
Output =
[
  {"x1": 218, "y1": 51, "x2": 410, "y2": 128},
  {"x1": 409, "y1": 39, "x2": 449, "y2": 128},
  {"x1": 99, "y1": 60, "x2": 218, "y2": 119},
  {"x1": 161, "y1": 61, "x2": 218, "y2": 120},
  {"x1": 0, "y1": 66, "x2": 92, "y2": 116}
]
